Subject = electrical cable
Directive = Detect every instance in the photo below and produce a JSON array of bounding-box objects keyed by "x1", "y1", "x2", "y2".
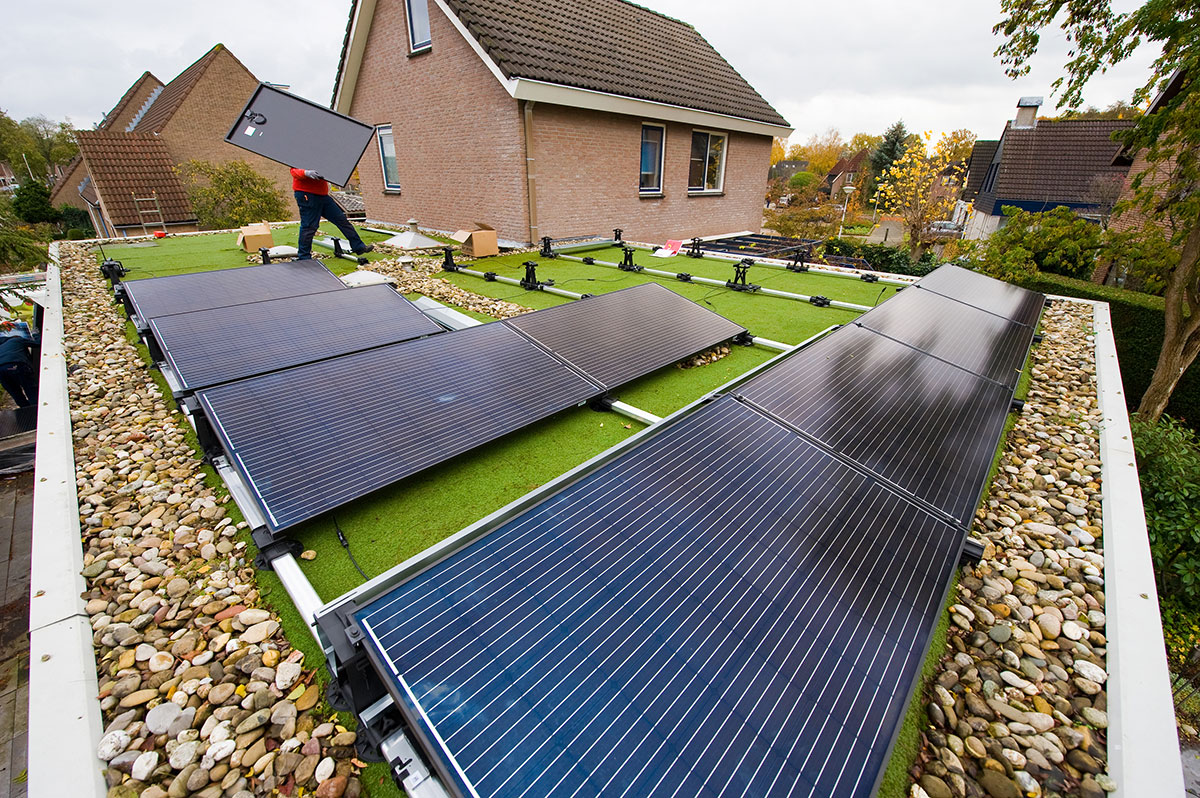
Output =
[{"x1": 334, "y1": 517, "x2": 368, "y2": 580}]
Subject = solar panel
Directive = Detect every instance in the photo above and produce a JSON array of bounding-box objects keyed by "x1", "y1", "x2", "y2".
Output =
[
  {"x1": 913, "y1": 263, "x2": 1044, "y2": 327},
  {"x1": 354, "y1": 396, "x2": 961, "y2": 798},
  {"x1": 151, "y1": 284, "x2": 444, "y2": 392},
  {"x1": 198, "y1": 323, "x2": 600, "y2": 531},
  {"x1": 505, "y1": 283, "x2": 747, "y2": 388},
  {"x1": 122, "y1": 260, "x2": 346, "y2": 325},
  {"x1": 735, "y1": 324, "x2": 1012, "y2": 526},
  {"x1": 854, "y1": 287, "x2": 1035, "y2": 388}
]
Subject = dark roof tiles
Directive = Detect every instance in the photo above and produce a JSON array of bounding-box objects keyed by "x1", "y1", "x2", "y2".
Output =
[
  {"x1": 962, "y1": 140, "x2": 999, "y2": 201},
  {"x1": 75, "y1": 131, "x2": 195, "y2": 226},
  {"x1": 134, "y1": 45, "x2": 224, "y2": 133},
  {"x1": 441, "y1": 0, "x2": 788, "y2": 126}
]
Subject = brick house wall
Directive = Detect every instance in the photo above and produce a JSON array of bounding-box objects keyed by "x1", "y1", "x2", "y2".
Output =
[
  {"x1": 349, "y1": 2, "x2": 529, "y2": 239},
  {"x1": 158, "y1": 49, "x2": 298, "y2": 220},
  {"x1": 531, "y1": 104, "x2": 771, "y2": 243},
  {"x1": 104, "y1": 73, "x2": 164, "y2": 133},
  {"x1": 51, "y1": 159, "x2": 89, "y2": 211}
]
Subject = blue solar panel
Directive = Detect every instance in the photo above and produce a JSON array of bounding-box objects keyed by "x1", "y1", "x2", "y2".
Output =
[
  {"x1": 355, "y1": 396, "x2": 961, "y2": 798},
  {"x1": 151, "y1": 284, "x2": 443, "y2": 392}
]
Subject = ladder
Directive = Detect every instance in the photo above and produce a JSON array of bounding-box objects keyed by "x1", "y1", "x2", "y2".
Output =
[{"x1": 131, "y1": 190, "x2": 166, "y2": 236}]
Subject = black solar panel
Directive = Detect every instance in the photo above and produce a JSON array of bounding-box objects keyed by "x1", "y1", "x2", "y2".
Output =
[
  {"x1": 151, "y1": 284, "x2": 443, "y2": 392},
  {"x1": 505, "y1": 283, "x2": 746, "y2": 388},
  {"x1": 736, "y1": 324, "x2": 1012, "y2": 526},
  {"x1": 354, "y1": 396, "x2": 961, "y2": 798},
  {"x1": 913, "y1": 264, "x2": 1044, "y2": 327},
  {"x1": 122, "y1": 260, "x2": 346, "y2": 325},
  {"x1": 197, "y1": 324, "x2": 600, "y2": 531},
  {"x1": 855, "y1": 287, "x2": 1035, "y2": 388}
]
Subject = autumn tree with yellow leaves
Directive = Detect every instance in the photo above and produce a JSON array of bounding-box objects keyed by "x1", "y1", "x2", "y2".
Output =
[{"x1": 875, "y1": 132, "x2": 967, "y2": 257}]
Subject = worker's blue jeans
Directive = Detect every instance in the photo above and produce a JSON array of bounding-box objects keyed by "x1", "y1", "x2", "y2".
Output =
[
  {"x1": 295, "y1": 191, "x2": 367, "y2": 259},
  {"x1": 0, "y1": 363, "x2": 37, "y2": 407}
]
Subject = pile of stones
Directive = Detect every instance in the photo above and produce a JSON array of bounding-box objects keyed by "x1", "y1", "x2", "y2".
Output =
[
  {"x1": 911, "y1": 300, "x2": 1113, "y2": 798},
  {"x1": 60, "y1": 243, "x2": 364, "y2": 798}
]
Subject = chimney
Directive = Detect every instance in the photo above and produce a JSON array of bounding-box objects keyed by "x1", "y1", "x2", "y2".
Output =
[{"x1": 1014, "y1": 96, "x2": 1043, "y2": 129}]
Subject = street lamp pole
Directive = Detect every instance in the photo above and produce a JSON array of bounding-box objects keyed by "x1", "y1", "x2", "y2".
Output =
[{"x1": 837, "y1": 184, "x2": 856, "y2": 239}]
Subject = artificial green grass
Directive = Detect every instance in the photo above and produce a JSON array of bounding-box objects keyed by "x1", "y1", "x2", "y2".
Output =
[{"x1": 102, "y1": 222, "x2": 395, "y2": 280}]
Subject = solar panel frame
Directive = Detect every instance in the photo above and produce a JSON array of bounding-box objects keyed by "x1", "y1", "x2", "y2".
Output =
[
  {"x1": 853, "y1": 287, "x2": 1036, "y2": 388},
  {"x1": 352, "y1": 396, "x2": 965, "y2": 798},
  {"x1": 150, "y1": 284, "x2": 444, "y2": 392},
  {"x1": 912, "y1": 263, "x2": 1045, "y2": 328},
  {"x1": 734, "y1": 324, "x2": 1014, "y2": 527},
  {"x1": 503, "y1": 283, "x2": 747, "y2": 389},
  {"x1": 122, "y1": 260, "x2": 348, "y2": 326}
]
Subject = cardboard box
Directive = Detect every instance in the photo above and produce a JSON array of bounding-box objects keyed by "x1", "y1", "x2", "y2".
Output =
[
  {"x1": 451, "y1": 222, "x2": 499, "y2": 258},
  {"x1": 236, "y1": 222, "x2": 275, "y2": 253}
]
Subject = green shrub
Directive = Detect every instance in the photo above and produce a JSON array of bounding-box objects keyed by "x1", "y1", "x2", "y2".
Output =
[
  {"x1": 177, "y1": 159, "x2": 288, "y2": 230},
  {"x1": 67, "y1": 228, "x2": 88, "y2": 240},
  {"x1": 1133, "y1": 415, "x2": 1200, "y2": 604},
  {"x1": 823, "y1": 239, "x2": 934, "y2": 276},
  {"x1": 57, "y1": 204, "x2": 94, "y2": 237},
  {"x1": 1016, "y1": 272, "x2": 1199, "y2": 424}
]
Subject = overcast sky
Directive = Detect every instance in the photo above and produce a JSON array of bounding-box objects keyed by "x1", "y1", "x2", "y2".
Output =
[{"x1": 4, "y1": 0, "x2": 1158, "y2": 145}]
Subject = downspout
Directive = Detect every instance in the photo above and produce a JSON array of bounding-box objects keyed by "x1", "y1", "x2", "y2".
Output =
[{"x1": 523, "y1": 100, "x2": 538, "y2": 245}]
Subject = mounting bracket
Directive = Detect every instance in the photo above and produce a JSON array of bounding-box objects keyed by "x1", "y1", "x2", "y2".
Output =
[
  {"x1": 726, "y1": 259, "x2": 759, "y2": 292},
  {"x1": 613, "y1": 228, "x2": 623, "y2": 243},
  {"x1": 809, "y1": 295, "x2": 831, "y2": 307},
  {"x1": 733, "y1": 331, "x2": 754, "y2": 346},
  {"x1": 259, "y1": 247, "x2": 272, "y2": 264},
  {"x1": 860, "y1": 273, "x2": 879, "y2": 283},
  {"x1": 540, "y1": 236, "x2": 554, "y2": 257},
  {"x1": 619, "y1": 247, "x2": 643, "y2": 272},
  {"x1": 686, "y1": 237, "x2": 703, "y2": 258},
  {"x1": 441, "y1": 247, "x2": 458, "y2": 272},
  {"x1": 676, "y1": 273, "x2": 692, "y2": 282}
]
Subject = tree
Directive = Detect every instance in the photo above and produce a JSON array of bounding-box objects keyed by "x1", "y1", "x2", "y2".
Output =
[
  {"x1": 994, "y1": 0, "x2": 1199, "y2": 423},
  {"x1": 1051, "y1": 100, "x2": 1144, "y2": 120},
  {"x1": 770, "y1": 137, "x2": 787, "y2": 165},
  {"x1": 848, "y1": 132, "x2": 883, "y2": 158},
  {"x1": 940, "y1": 128, "x2": 977, "y2": 165},
  {"x1": 788, "y1": 171, "x2": 818, "y2": 190},
  {"x1": 875, "y1": 132, "x2": 965, "y2": 257},
  {"x1": 57, "y1": 204, "x2": 94, "y2": 237},
  {"x1": 11, "y1": 180, "x2": 58, "y2": 224},
  {"x1": 0, "y1": 196, "x2": 46, "y2": 274},
  {"x1": 973, "y1": 206, "x2": 1105, "y2": 282},
  {"x1": 177, "y1": 159, "x2": 288, "y2": 230},
  {"x1": 788, "y1": 128, "x2": 847, "y2": 177},
  {"x1": 0, "y1": 110, "x2": 77, "y2": 182},
  {"x1": 870, "y1": 120, "x2": 910, "y2": 178},
  {"x1": 765, "y1": 204, "x2": 838, "y2": 239}
]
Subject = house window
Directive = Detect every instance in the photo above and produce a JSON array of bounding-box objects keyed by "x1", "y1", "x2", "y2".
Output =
[
  {"x1": 376, "y1": 125, "x2": 401, "y2": 190},
  {"x1": 688, "y1": 130, "x2": 727, "y2": 192},
  {"x1": 639, "y1": 124, "x2": 665, "y2": 194},
  {"x1": 406, "y1": 0, "x2": 432, "y2": 51}
]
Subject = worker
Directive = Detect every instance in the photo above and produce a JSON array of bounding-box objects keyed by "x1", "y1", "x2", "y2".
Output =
[
  {"x1": 291, "y1": 168, "x2": 374, "y2": 260},
  {"x1": 0, "y1": 319, "x2": 38, "y2": 408}
]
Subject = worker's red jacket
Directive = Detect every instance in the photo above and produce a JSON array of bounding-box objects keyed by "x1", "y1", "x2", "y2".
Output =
[{"x1": 290, "y1": 168, "x2": 329, "y2": 195}]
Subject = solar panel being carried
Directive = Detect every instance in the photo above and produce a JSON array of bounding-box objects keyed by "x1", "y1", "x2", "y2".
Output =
[
  {"x1": 121, "y1": 260, "x2": 347, "y2": 327},
  {"x1": 354, "y1": 396, "x2": 961, "y2": 798},
  {"x1": 196, "y1": 284, "x2": 746, "y2": 534},
  {"x1": 151, "y1": 284, "x2": 444, "y2": 393}
]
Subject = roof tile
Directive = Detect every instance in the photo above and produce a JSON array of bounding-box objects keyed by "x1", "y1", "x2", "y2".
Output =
[{"x1": 76, "y1": 131, "x2": 195, "y2": 227}]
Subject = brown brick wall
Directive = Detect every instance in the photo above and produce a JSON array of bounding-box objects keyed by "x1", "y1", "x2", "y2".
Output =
[
  {"x1": 49, "y1": 158, "x2": 89, "y2": 210},
  {"x1": 158, "y1": 48, "x2": 299, "y2": 220},
  {"x1": 530, "y1": 105, "x2": 771, "y2": 243},
  {"x1": 349, "y1": 2, "x2": 529, "y2": 240}
]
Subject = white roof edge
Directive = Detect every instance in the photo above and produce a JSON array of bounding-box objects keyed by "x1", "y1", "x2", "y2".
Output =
[
  {"x1": 333, "y1": 0, "x2": 379, "y2": 115},
  {"x1": 511, "y1": 79, "x2": 792, "y2": 137}
]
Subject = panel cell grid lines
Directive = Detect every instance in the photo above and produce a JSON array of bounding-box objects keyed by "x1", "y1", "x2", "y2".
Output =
[
  {"x1": 735, "y1": 324, "x2": 1012, "y2": 526},
  {"x1": 150, "y1": 284, "x2": 443, "y2": 392},
  {"x1": 505, "y1": 283, "x2": 746, "y2": 389},
  {"x1": 854, "y1": 287, "x2": 1035, "y2": 388},
  {"x1": 197, "y1": 323, "x2": 600, "y2": 531},
  {"x1": 122, "y1": 260, "x2": 347, "y2": 324},
  {"x1": 356, "y1": 397, "x2": 961, "y2": 798},
  {"x1": 913, "y1": 263, "x2": 1044, "y2": 328}
]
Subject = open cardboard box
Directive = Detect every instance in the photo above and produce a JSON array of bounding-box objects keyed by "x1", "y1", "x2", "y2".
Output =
[
  {"x1": 236, "y1": 222, "x2": 275, "y2": 253},
  {"x1": 451, "y1": 222, "x2": 498, "y2": 258}
]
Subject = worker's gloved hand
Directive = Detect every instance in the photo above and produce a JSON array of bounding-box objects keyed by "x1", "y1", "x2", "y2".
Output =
[{"x1": 303, "y1": 170, "x2": 323, "y2": 181}]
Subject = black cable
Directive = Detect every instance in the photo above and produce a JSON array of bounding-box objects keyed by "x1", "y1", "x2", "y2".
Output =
[
  {"x1": 334, "y1": 517, "x2": 368, "y2": 580},
  {"x1": 874, "y1": 286, "x2": 888, "y2": 306}
]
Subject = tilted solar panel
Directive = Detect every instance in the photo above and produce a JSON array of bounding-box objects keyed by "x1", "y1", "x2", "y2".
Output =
[
  {"x1": 854, "y1": 287, "x2": 1035, "y2": 388},
  {"x1": 122, "y1": 260, "x2": 347, "y2": 324},
  {"x1": 912, "y1": 263, "x2": 1044, "y2": 328},
  {"x1": 505, "y1": 283, "x2": 746, "y2": 389},
  {"x1": 151, "y1": 284, "x2": 444, "y2": 392},
  {"x1": 355, "y1": 396, "x2": 962, "y2": 798},
  {"x1": 197, "y1": 323, "x2": 600, "y2": 531},
  {"x1": 735, "y1": 324, "x2": 1012, "y2": 526}
]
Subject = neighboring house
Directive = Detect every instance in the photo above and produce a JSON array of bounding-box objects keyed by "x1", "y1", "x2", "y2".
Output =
[
  {"x1": 952, "y1": 140, "x2": 999, "y2": 225},
  {"x1": 823, "y1": 150, "x2": 868, "y2": 198},
  {"x1": 332, "y1": 0, "x2": 792, "y2": 245},
  {"x1": 50, "y1": 45, "x2": 298, "y2": 237},
  {"x1": 961, "y1": 96, "x2": 1134, "y2": 240},
  {"x1": 769, "y1": 159, "x2": 809, "y2": 183},
  {"x1": 0, "y1": 162, "x2": 18, "y2": 190}
]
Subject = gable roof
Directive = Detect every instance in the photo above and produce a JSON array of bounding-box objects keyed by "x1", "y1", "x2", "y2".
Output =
[
  {"x1": 99, "y1": 71, "x2": 164, "y2": 131},
  {"x1": 827, "y1": 150, "x2": 867, "y2": 178},
  {"x1": 976, "y1": 119, "x2": 1134, "y2": 215},
  {"x1": 333, "y1": 0, "x2": 791, "y2": 134},
  {"x1": 134, "y1": 44, "x2": 227, "y2": 133},
  {"x1": 75, "y1": 131, "x2": 195, "y2": 227},
  {"x1": 961, "y1": 140, "x2": 999, "y2": 201}
]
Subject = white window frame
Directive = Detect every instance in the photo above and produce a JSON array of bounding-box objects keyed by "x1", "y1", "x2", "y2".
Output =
[
  {"x1": 688, "y1": 129, "x2": 728, "y2": 194},
  {"x1": 376, "y1": 125, "x2": 401, "y2": 191},
  {"x1": 405, "y1": 0, "x2": 432, "y2": 52},
  {"x1": 639, "y1": 122, "x2": 666, "y2": 195}
]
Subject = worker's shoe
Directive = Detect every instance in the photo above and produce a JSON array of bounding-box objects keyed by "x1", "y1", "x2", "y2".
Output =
[{"x1": 354, "y1": 244, "x2": 375, "y2": 255}]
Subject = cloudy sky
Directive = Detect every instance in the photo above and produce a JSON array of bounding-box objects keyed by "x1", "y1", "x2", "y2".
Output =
[{"x1": 5, "y1": 0, "x2": 1158, "y2": 144}]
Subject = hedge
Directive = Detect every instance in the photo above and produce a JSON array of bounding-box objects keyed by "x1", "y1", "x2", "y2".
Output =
[{"x1": 1017, "y1": 272, "x2": 1199, "y2": 425}]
